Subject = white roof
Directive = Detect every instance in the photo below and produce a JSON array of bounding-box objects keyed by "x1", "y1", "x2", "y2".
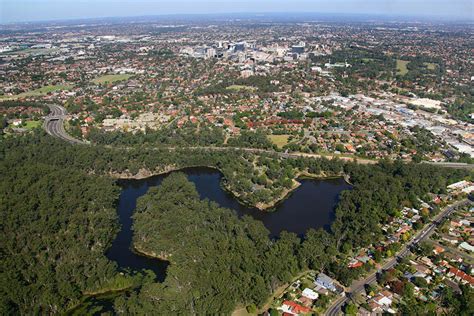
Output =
[
  {"x1": 459, "y1": 242, "x2": 474, "y2": 252},
  {"x1": 375, "y1": 296, "x2": 392, "y2": 306},
  {"x1": 447, "y1": 180, "x2": 470, "y2": 190},
  {"x1": 462, "y1": 186, "x2": 474, "y2": 194},
  {"x1": 302, "y1": 288, "x2": 319, "y2": 300}
]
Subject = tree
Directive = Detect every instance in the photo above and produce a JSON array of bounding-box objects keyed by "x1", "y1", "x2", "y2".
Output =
[
  {"x1": 416, "y1": 241, "x2": 434, "y2": 256},
  {"x1": 0, "y1": 161, "x2": 120, "y2": 314},
  {"x1": 128, "y1": 173, "x2": 285, "y2": 314},
  {"x1": 344, "y1": 303, "x2": 358, "y2": 315},
  {"x1": 246, "y1": 304, "x2": 257, "y2": 313},
  {"x1": 412, "y1": 277, "x2": 428, "y2": 288}
]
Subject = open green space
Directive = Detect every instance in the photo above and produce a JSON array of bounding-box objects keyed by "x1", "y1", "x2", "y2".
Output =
[
  {"x1": 24, "y1": 120, "x2": 42, "y2": 130},
  {"x1": 396, "y1": 59, "x2": 409, "y2": 75},
  {"x1": 424, "y1": 62, "x2": 437, "y2": 70},
  {"x1": 268, "y1": 134, "x2": 290, "y2": 148},
  {"x1": 34, "y1": 85, "x2": 71, "y2": 94},
  {"x1": 1, "y1": 47, "x2": 60, "y2": 56},
  {"x1": 92, "y1": 74, "x2": 133, "y2": 84},
  {"x1": 0, "y1": 85, "x2": 72, "y2": 100},
  {"x1": 226, "y1": 85, "x2": 257, "y2": 92}
]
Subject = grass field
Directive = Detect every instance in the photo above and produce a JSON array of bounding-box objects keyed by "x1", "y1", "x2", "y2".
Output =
[
  {"x1": 424, "y1": 62, "x2": 437, "y2": 70},
  {"x1": 0, "y1": 85, "x2": 72, "y2": 100},
  {"x1": 2, "y1": 47, "x2": 60, "y2": 56},
  {"x1": 396, "y1": 60, "x2": 409, "y2": 75},
  {"x1": 226, "y1": 85, "x2": 257, "y2": 92},
  {"x1": 268, "y1": 135, "x2": 290, "y2": 148},
  {"x1": 24, "y1": 120, "x2": 42, "y2": 129},
  {"x1": 92, "y1": 74, "x2": 133, "y2": 84}
]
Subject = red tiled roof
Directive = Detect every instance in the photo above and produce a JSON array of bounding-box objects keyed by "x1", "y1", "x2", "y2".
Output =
[
  {"x1": 448, "y1": 267, "x2": 474, "y2": 285},
  {"x1": 348, "y1": 261, "x2": 363, "y2": 268},
  {"x1": 283, "y1": 300, "x2": 311, "y2": 314}
]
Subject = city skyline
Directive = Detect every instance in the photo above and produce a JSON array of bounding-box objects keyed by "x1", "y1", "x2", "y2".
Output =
[{"x1": 2, "y1": 0, "x2": 473, "y2": 23}]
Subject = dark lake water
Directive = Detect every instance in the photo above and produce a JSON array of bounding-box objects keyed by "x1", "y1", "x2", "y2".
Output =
[{"x1": 106, "y1": 167, "x2": 351, "y2": 280}]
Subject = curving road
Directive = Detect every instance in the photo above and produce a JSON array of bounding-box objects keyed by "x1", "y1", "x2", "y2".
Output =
[
  {"x1": 43, "y1": 104, "x2": 87, "y2": 145},
  {"x1": 325, "y1": 199, "x2": 471, "y2": 316}
]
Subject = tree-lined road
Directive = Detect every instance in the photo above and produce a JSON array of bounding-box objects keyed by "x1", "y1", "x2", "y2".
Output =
[
  {"x1": 42, "y1": 104, "x2": 473, "y2": 170},
  {"x1": 41, "y1": 104, "x2": 378, "y2": 163},
  {"x1": 325, "y1": 199, "x2": 471, "y2": 316}
]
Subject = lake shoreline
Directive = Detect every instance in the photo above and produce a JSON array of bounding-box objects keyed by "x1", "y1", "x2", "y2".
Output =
[
  {"x1": 132, "y1": 244, "x2": 171, "y2": 262},
  {"x1": 108, "y1": 166, "x2": 348, "y2": 211}
]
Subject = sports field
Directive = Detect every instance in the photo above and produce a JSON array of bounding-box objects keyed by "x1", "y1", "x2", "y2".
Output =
[
  {"x1": 0, "y1": 85, "x2": 71, "y2": 100},
  {"x1": 226, "y1": 85, "x2": 257, "y2": 92}
]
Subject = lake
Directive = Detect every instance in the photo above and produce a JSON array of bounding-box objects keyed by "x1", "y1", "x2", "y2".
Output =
[{"x1": 106, "y1": 167, "x2": 351, "y2": 280}]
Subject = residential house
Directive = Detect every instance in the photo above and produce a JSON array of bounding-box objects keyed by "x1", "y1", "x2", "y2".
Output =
[
  {"x1": 459, "y1": 242, "x2": 474, "y2": 253},
  {"x1": 301, "y1": 288, "x2": 318, "y2": 300},
  {"x1": 279, "y1": 300, "x2": 311, "y2": 315},
  {"x1": 447, "y1": 267, "x2": 474, "y2": 286},
  {"x1": 314, "y1": 273, "x2": 337, "y2": 292}
]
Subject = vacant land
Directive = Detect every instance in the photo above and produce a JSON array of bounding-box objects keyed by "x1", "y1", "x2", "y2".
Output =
[
  {"x1": 396, "y1": 59, "x2": 409, "y2": 75},
  {"x1": 226, "y1": 85, "x2": 257, "y2": 92},
  {"x1": 268, "y1": 134, "x2": 290, "y2": 148},
  {"x1": 0, "y1": 85, "x2": 71, "y2": 100},
  {"x1": 92, "y1": 74, "x2": 133, "y2": 84}
]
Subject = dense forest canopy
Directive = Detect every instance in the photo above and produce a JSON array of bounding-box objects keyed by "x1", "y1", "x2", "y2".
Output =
[
  {"x1": 116, "y1": 173, "x2": 337, "y2": 314},
  {"x1": 0, "y1": 132, "x2": 471, "y2": 314},
  {"x1": 0, "y1": 162, "x2": 120, "y2": 314},
  {"x1": 127, "y1": 173, "x2": 288, "y2": 313}
]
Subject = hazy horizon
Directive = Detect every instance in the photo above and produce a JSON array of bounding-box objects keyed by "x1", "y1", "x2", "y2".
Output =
[{"x1": 1, "y1": 0, "x2": 473, "y2": 24}]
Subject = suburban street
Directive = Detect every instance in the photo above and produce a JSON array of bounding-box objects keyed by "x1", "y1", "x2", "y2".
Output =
[{"x1": 325, "y1": 199, "x2": 471, "y2": 316}]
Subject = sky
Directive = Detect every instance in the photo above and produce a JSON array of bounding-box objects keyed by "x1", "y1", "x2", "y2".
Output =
[{"x1": 1, "y1": 0, "x2": 473, "y2": 23}]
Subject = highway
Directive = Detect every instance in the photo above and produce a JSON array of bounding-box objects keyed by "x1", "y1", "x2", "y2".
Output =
[
  {"x1": 43, "y1": 104, "x2": 86, "y2": 145},
  {"x1": 325, "y1": 199, "x2": 471, "y2": 316},
  {"x1": 172, "y1": 146, "x2": 378, "y2": 164}
]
